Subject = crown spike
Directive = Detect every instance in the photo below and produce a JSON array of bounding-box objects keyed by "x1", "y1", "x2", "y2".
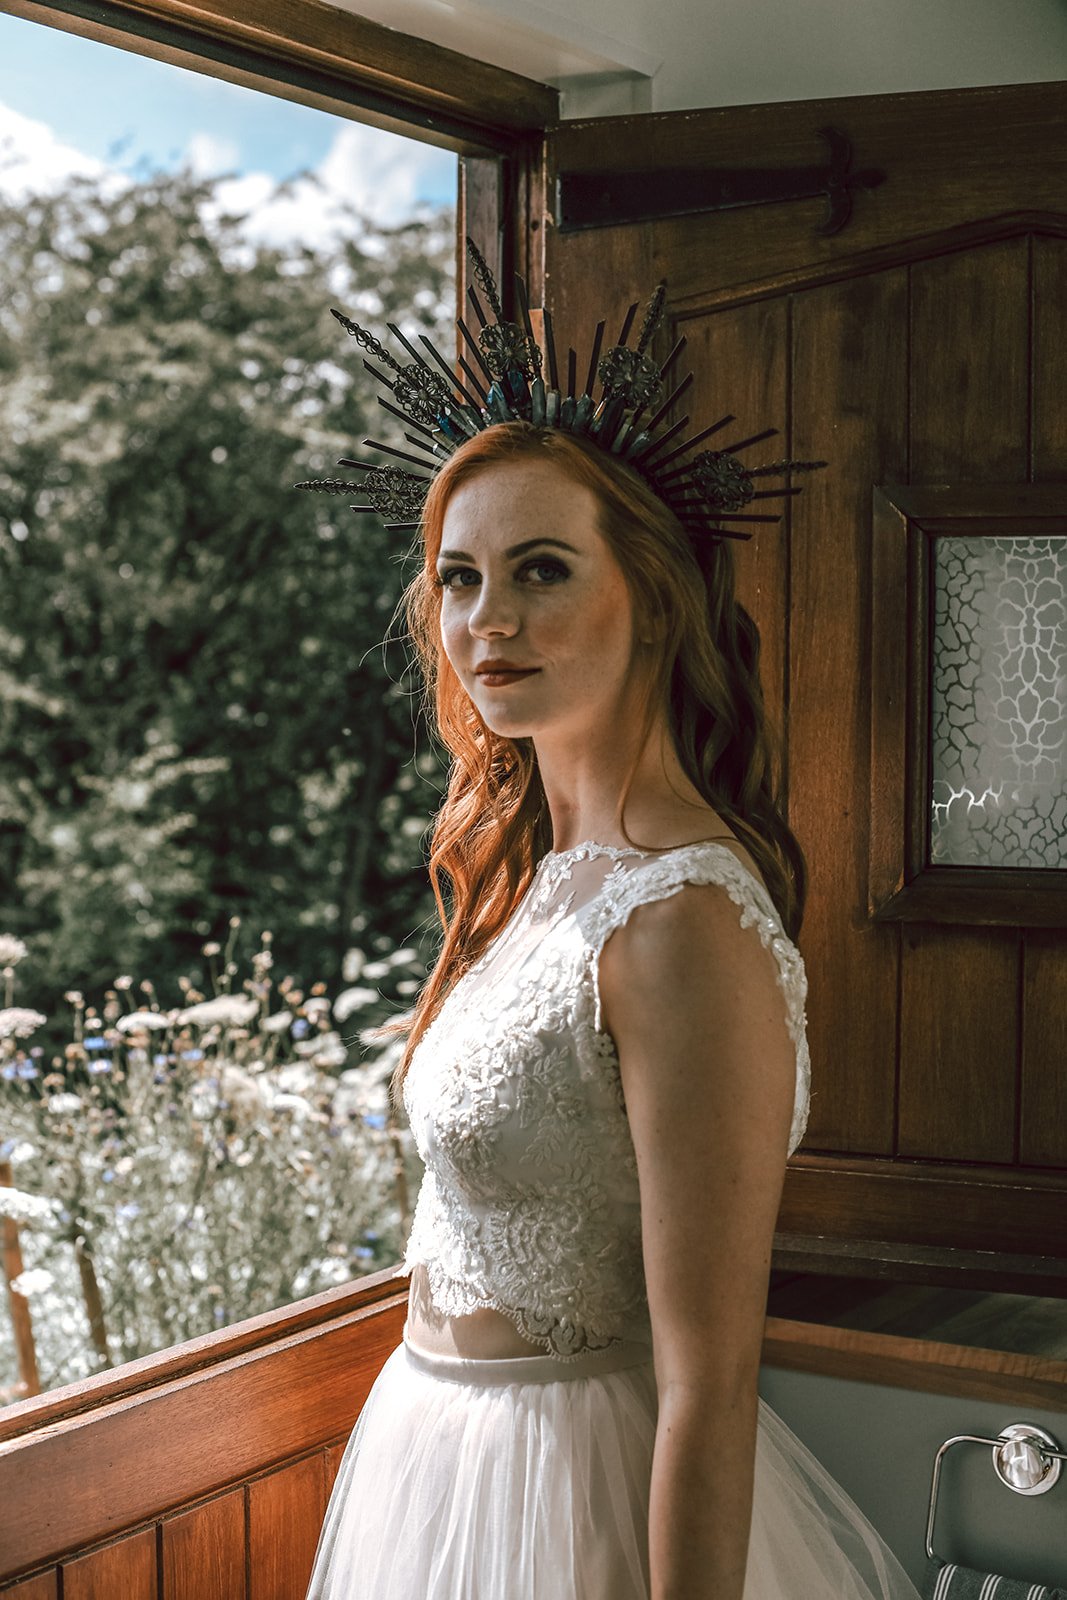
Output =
[
  {"x1": 631, "y1": 413, "x2": 691, "y2": 465},
  {"x1": 457, "y1": 317, "x2": 494, "y2": 382},
  {"x1": 635, "y1": 280, "x2": 667, "y2": 356},
  {"x1": 585, "y1": 321, "x2": 606, "y2": 399},
  {"x1": 362, "y1": 439, "x2": 437, "y2": 471},
  {"x1": 467, "y1": 283, "x2": 488, "y2": 330},
  {"x1": 641, "y1": 371, "x2": 694, "y2": 435},
  {"x1": 616, "y1": 301, "x2": 640, "y2": 347},
  {"x1": 466, "y1": 236, "x2": 504, "y2": 322},
  {"x1": 542, "y1": 306, "x2": 560, "y2": 391},
  {"x1": 567, "y1": 348, "x2": 577, "y2": 400},
  {"x1": 657, "y1": 336, "x2": 688, "y2": 382},
  {"x1": 376, "y1": 397, "x2": 437, "y2": 438},
  {"x1": 417, "y1": 333, "x2": 483, "y2": 412},
  {"x1": 717, "y1": 427, "x2": 778, "y2": 455},
  {"x1": 653, "y1": 415, "x2": 737, "y2": 474}
]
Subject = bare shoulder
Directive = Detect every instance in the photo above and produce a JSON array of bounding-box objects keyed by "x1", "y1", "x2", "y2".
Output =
[{"x1": 597, "y1": 877, "x2": 797, "y2": 1388}]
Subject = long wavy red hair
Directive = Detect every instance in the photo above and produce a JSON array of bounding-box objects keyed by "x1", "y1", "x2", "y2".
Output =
[{"x1": 387, "y1": 421, "x2": 807, "y2": 1102}]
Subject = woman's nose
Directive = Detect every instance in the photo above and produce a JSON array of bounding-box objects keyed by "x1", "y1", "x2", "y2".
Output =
[{"x1": 468, "y1": 583, "x2": 520, "y2": 638}]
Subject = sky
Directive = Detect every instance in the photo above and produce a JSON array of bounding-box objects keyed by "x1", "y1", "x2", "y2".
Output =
[{"x1": 0, "y1": 9, "x2": 456, "y2": 242}]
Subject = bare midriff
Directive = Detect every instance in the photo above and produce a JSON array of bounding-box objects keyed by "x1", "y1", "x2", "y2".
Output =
[{"x1": 406, "y1": 1263, "x2": 547, "y2": 1358}]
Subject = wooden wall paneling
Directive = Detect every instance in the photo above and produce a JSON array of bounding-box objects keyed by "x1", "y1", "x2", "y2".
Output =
[
  {"x1": 679, "y1": 299, "x2": 789, "y2": 734},
  {"x1": 1032, "y1": 235, "x2": 1067, "y2": 482},
  {"x1": 901, "y1": 237, "x2": 1031, "y2": 1159},
  {"x1": 1022, "y1": 235, "x2": 1067, "y2": 1167},
  {"x1": 898, "y1": 927, "x2": 1019, "y2": 1162},
  {"x1": 62, "y1": 1530, "x2": 156, "y2": 1600},
  {"x1": 0, "y1": 1576, "x2": 57, "y2": 1599},
  {"x1": 324, "y1": 1438, "x2": 346, "y2": 1497},
  {"x1": 1021, "y1": 934, "x2": 1067, "y2": 1168},
  {"x1": 161, "y1": 1487, "x2": 246, "y2": 1600},
  {"x1": 550, "y1": 84, "x2": 1067, "y2": 315},
  {"x1": 0, "y1": 1287, "x2": 407, "y2": 1579},
  {"x1": 788, "y1": 269, "x2": 908, "y2": 1153},
  {"x1": 248, "y1": 1454, "x2": 328, "y2": 1600}
]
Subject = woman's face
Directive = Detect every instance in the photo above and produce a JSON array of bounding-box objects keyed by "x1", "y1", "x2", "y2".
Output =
[{"x1": 436, "y1": 457, "x2": 647, "y2": 744}]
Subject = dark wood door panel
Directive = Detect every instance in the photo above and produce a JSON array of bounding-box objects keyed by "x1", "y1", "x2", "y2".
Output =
[{"x1": 790, "y1": 267, "x2": 908, "y2": 1153}]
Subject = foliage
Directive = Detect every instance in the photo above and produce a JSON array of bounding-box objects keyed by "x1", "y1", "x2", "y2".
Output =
[
  {"x1": 0, "y1": 168, "x2": 455, "y2": 1054},
  {"x1": 0, "y1": 926, "x2": 423, "y2": 1399}
]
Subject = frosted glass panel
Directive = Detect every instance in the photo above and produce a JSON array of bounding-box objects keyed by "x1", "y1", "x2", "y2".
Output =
[{"x1": 930, "y1": 535, "x2": 1067, "y2": 868}]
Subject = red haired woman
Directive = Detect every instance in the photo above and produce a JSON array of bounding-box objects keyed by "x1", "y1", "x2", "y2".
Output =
[{"x1": 303, "y1": 414, "x2": 920, "y2": 1598}]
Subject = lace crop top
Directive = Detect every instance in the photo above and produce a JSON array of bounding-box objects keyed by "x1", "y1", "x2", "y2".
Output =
[{"x1": 399, "y1": 840, "x2": 811, "y2": 1360}]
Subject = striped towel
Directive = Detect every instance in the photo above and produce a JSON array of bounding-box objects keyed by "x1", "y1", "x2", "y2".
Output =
[{"x1": 922, "y1": 1557, "x2": 1067, "y2": 1599}]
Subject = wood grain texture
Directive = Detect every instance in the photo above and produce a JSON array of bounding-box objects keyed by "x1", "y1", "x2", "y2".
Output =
[
  {"x1": 0, "y1": 1292, "x2": 407, "y2": 1578},
  {"x1": 1021, "y1": 934, "x2": 1067, "y2": 1167},
  {"x1": 779, "y1": 1154, "x2": 1067, "y2": 1256},
  {"x1": 790, "y1": 269, "x2": 907, "y2": 1152},
  {"x1": 901, "y1": 237, "x2": 1031, "y2": 1163},
  {"x1": 161, "y1": 1488, "x2": 245, "y2": 1600},
  {"x1": 1033, "y1": 235, "x2": 1067, "y2": 481},
  {"x1": 62, "y1": 1530, "x2": 155, "y2": 1600},
  {"x1": 1, "y1": 0, "x2": 555, "y2": 150},
  {"x1": 680, "y1": 298, "x2": 789, "y2": 736},
  {"x1": 762, "y1": 1315, "x2": 1067, "y2": 1411},
  {"x1": 898, "y1": 925, "x2": 1020, "y2": 1162},
  {"x1": 551, "y1": 84, "x2": 1067, "y2": 307},
  {"x1": 0, "y1": 1575, "x2": 58, "y2": 1599},
  {"x1": 248, "y1": 1454, "x2": 327, "y2": 1600}
]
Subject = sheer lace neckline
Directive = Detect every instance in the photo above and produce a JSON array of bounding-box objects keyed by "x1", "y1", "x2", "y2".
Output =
[{"x1": 542, "y1": 836, "x2": 734, "y2": 862}]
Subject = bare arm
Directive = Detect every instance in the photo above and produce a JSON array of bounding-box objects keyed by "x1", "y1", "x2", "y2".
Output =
[{"x1": 598, "y1": 882, "x2": 797, "y2": 1600}]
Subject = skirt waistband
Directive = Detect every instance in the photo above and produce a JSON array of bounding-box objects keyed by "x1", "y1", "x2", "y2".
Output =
[{"x1": 401, "y1": 1323, "x2": 654, "y2": 1387}]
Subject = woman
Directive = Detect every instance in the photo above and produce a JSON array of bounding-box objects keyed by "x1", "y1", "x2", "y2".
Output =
[{"x1": 302, "y1": 259, "x2": 921, "y2": 1600}]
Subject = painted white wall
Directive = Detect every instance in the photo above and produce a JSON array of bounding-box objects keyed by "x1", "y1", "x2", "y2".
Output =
[{"x1": 335, "y1": 0, "x2": 1067, "y2": 117}]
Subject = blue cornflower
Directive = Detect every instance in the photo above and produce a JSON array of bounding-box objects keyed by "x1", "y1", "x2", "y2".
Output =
[
  {"x1": 116, "y1": 1202, "x2": 141, "y2": 1221},
  {"x1": 291, "y1": 1019, "x2": 310, "y2": 1039},
  {"x1": 363, "y1": 1112, "x2": 387, "y2": 1129},
  {"x1": 83, "y1": 1036, "x2": 109, "y2": 1049}
]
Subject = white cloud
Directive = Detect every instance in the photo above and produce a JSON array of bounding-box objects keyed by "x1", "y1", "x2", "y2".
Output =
[
  {"x1": 206, "y1": 121, "x2": 454, "y2": 249},
  {"x1": 185, "y1": 131, "x2": 241, "y2": 177},
  {"x1": 0, "y1": 101, "x2": 109, "y2": 199},
  {"x1": 0, "y1": 98, "x2": 454, "y2": 248}
]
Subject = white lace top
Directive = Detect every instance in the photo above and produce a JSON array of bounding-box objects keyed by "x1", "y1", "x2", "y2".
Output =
[{"x1": 399, "y1": 839, "x2": 811, "y2": 1360}]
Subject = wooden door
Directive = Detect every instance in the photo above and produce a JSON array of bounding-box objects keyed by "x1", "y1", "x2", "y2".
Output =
[{"x1": 513, "y1": 80, "x2": 1067, "y2": 1284}]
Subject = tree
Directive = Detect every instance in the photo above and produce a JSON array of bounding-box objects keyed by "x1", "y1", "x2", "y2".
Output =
[{"x1": 0, "y1": 168, "x2": 454, "y2": 1049}]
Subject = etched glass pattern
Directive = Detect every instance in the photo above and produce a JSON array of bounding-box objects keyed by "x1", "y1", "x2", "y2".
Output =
[{"x1": 929, "y1": 535, "x2": 1067, "y2": 868}]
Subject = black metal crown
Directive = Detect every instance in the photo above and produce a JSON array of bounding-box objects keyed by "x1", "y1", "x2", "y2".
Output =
[{"x1": 295, "y1": 237, "x2": 827, "y2": 539}]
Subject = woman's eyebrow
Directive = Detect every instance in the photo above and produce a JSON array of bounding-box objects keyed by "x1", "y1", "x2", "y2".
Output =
[{"x1": 437, "y1": 538, "x2": 579, "y2": 562}]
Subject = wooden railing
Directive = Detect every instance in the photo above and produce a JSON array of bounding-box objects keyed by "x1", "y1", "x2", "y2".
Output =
[{"x1": 2, "y1": 1267, "x2": 1065, "y2": 1595}]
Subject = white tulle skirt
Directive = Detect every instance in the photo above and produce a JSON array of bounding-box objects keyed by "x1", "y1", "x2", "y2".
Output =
[{"x1": 305, "y1": 1327, "x2": 921, "y2": 1600}]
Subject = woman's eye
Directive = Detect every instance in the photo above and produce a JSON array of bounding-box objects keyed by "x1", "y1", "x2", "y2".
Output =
[
  {"x1": 520, "y1": 559, "x2": 569, "y2": 583},
  {"x1": 437, "y1": 567, "x2": 478, "y2": 589}
]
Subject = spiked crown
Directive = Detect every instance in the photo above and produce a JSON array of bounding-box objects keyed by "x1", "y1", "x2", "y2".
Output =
[{"x1": 296, "y1": 237, "x2": 826, "y2": 539}]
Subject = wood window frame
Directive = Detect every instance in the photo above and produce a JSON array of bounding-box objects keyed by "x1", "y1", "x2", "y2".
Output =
[{"x1": 869, "y1": 482, "x2": 1067, "y2": 927}]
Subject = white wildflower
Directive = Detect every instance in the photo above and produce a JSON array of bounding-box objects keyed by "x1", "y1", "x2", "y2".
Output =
[
  {"x1": 332, "y1": 986, "x2": 379, "y2": 1021},
  {"x1": 262, "y1": 1009, "x2": 293, "y2": 1033},
  {"x1": 294, "y1": 1027, "x2": 344, "y2": 1060},
  {"x1": 116, "y1": 1010, "x2": 170, "y2": 1032},
  {"x1": 177, "y1": 995, "x2": 259, "y2": 1028},
  {"x1": 342, "y1": 948, "x2": 366, "y2": 982},
  {"x1": 219, "y1": 1063, "x2": 267, "y2": 1121},
  {"x1": 270, "y1": 1091, "x2": 313, "y2": 1116},
  {"x1": 47, "y1": 1092, "x2": 83, "y2": 1115},
  {"x1": 5, "y1": 1140, "x2": 37, "y2": 1164},
  {"x1": 0, "y1": 1185, "x2": 58, "y2": 1225},
  {"x1": 10, "y1": 1267, "x2": 54, "y2": 1298},
  {"x1": 0, "y1": 1007, "x2": 47, "y2": 1039},
  {"x1": 0, "y1": 935, "x2": 28, "y2": 966},
  {"x1": 360, "y1": 960, "x2": 390, "y2": 980},
  {"x1": 113, "y1": 975, "x2": 134, "y2": 991},
  {"x1": 303, "y1": 995, "x2": 331, "y2": 1019},
  {"x1": 201, "y1": 941, "x2": 221, "y2": 956}
]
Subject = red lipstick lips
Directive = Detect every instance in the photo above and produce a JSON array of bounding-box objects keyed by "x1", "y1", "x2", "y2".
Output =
[{"x1": 475, "y1": 661, "x2": 540, "y2": 687}]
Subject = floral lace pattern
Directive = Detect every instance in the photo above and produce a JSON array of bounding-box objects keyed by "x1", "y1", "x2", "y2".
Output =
[{"x1": 401, "y1": 841, "x2": 811, "y2": 1359}]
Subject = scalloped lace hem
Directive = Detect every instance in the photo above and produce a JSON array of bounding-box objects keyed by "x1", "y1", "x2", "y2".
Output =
[{"x1": 396, "y1": 1257, "x2": 643, "y2": 1363}]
